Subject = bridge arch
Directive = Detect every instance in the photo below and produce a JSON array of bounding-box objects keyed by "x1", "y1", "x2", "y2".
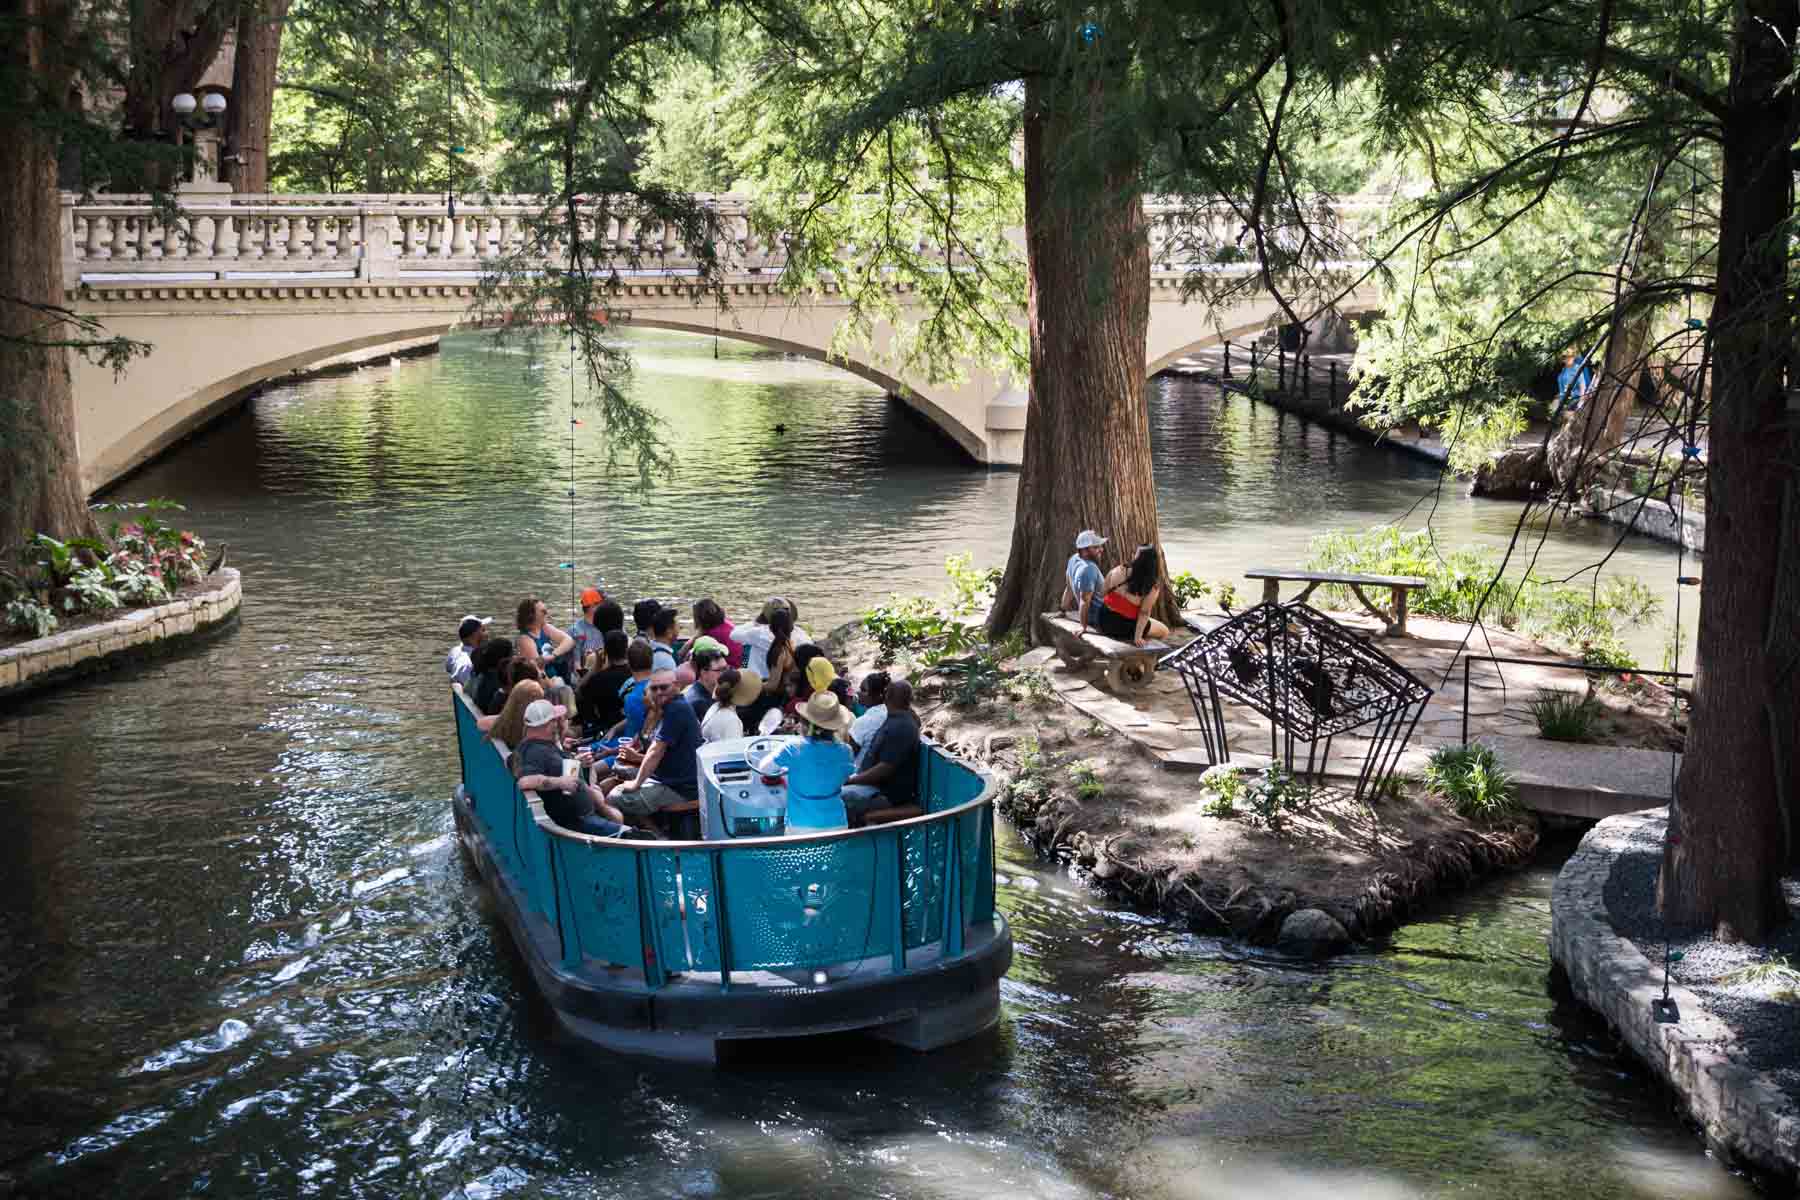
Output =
[{"x1": 621, "y1": 316, "x2": 988, "y2": 461}]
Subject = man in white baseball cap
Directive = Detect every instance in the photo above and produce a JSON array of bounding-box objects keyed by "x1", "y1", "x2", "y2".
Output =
[
  {"x1": 445, "y1": 614, "x2": 492, "y2": 686},
  {"x1": 512, "y1": 699, "x2": 632, "y2": 837},
  {"x1": 1063, "y1": 530, "x2": 1109, "y2": 637}
]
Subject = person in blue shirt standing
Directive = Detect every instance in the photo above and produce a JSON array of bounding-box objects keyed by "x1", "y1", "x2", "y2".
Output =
[
  {"x1": 757, "y1": 691, "x2": 856, "y2": 834},
  {"x1": 1061, "y1": 529, "x2": 1109, "y2": 636},
  {"x1": 1556, "y1": 348, "x2": 1594, "y2": 413}
]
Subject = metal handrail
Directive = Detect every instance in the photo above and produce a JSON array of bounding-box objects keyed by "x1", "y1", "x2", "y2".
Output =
[{"x1": 1459, "y1": 653, "x2": 1693, "y2": 746}]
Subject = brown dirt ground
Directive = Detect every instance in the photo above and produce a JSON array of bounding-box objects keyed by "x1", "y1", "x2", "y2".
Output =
[{"x1": 825, "y1": 623, "x2": 1539, "y2": 945}]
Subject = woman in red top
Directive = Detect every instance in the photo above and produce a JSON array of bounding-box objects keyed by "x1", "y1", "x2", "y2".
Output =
[{"x1": 1095, "y1": 543, "x2": 1172, "y2": 646}]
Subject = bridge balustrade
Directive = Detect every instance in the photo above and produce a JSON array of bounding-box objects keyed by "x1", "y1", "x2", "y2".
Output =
[
  {"x1": 63, "y1": 192, "x2": 1390, "y2": 285},
  {"x1": 449, "y1": 686, "x2": 1000, "y2": 987}
]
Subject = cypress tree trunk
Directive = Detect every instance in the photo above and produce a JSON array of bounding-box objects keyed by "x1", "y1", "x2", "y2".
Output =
[
  {"x1": 1, "y1": 0, "x2": 96, "y2": 558},
  {"x1": 224, "y1": 0, "x2": 291, "y2": 193},
  {"x1": 1657, "y1": 0, "x2": 1797, "y2": 941},
  {"x1": 987, "y1": 75, "x2": 1170, "y2": 640}
]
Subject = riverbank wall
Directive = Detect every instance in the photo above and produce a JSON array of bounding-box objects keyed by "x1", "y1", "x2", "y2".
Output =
[
  {"x1": 1551, "y1": 809, "x2": 1799, "y2": 1184},
  {"x1": 1583, "y1": 485, "x2": 1707, "y2": 552},
  {"x1": 0, "y1": 568, "x2": 241, "y2": 705}
]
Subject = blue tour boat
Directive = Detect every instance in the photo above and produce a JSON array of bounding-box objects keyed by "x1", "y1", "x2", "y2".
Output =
[{"x1": 449, "y1": 686, "x2": 1013, "y2": 1062}]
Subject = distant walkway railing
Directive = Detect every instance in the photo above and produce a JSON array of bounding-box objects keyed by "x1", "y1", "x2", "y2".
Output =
[{"x1": 451, "y1": 687, "x2": 1000, "y2": 987}]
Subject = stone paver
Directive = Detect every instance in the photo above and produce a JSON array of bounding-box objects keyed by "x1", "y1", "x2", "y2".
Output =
[
  {"x1": 1552, "y1": 812, "x2": 1798, "y2": 1184},
  {"x1": 1033, "y1": 608, "x2": 1676, "y2": 818}
]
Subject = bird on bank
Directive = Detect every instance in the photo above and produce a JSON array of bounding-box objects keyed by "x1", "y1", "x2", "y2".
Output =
[{"x1": 206, "y1": 542, "x2": 229, "y2": 574}]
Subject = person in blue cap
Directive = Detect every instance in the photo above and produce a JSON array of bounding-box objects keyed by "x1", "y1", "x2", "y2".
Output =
[{"x1": 1062, "y1": 529, "x2": 1109, "y2": 637}]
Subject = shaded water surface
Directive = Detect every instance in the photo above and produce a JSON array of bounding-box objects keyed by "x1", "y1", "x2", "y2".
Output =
[{"x1": 0, "y1": 331, "x2": 1734, "y2": 1197}]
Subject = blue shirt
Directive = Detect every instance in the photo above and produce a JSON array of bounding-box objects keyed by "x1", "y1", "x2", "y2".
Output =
[
  {"x1": 619, "y1": 678, "x2": 649, "y2": 740},
  {"x1": 766, "y1": 737, "x2": 853, "y2": 832},
  {"x1": 1557, "y1": 356, "x2": 1593, "y2": 408},
  {"x1": 1067, "y1": 553, "x2": 1104, "y2": 621},
  {"x1": 650, "y1": 696, "x2": 702, "y2": 800}
]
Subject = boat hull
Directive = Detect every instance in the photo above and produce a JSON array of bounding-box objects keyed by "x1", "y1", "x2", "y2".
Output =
[{"x1": 453, "y1": 786, "x2": 1012, "y2": 1064}]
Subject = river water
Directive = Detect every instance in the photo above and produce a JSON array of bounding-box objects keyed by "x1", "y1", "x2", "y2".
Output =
[{"x1": 0, "y1": 330, "x2": 1738, "y2": 1197}]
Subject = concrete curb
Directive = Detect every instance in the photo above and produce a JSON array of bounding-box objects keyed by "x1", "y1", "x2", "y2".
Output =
[
  {"x1": 0, "y1": 567, "x2": 241, "y2": 704},
  {"x1": 1550, "y1": 808, "x2": 1799, "y2": 1183}
]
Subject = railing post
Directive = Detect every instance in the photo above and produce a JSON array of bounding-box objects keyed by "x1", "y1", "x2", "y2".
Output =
[
  {"x1": 60, "y1": 198, "x2": 80, "y2": 290},
  {"x1": 1303, "y1": 354, "x2": 1311, "y2": 401},
  {"x1": 1330, "y1": 360, "x2": 1338, "y2": 407},
  {"x1": 1222, "y1": 341, "x2": 1231, "y2": 379},
  {"x1": 359, "y1": 208, "x2": 398, "y2": 280},
  {"x1": 1461, "y1": 653, "x2": 1472, "y2": 746},
  {"x1": 1278, "y1": 345, "x2": 1287, "y2": 390}
]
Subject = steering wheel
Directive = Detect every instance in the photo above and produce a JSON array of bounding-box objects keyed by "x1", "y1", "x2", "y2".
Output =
[{"x1": 743, "y1": 736, "x2": 783, "y2": 766}]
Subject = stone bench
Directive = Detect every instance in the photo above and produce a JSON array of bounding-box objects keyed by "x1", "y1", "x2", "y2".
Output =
[
  {"x1": 1244, "y1": 567, "x2": 1429, "y2": 636},
  {"x1": 1038, "y1": 613, "x2": 1171, "y2": 691}
]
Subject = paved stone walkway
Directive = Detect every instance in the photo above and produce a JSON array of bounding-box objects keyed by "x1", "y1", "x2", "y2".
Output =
[{"x1": 1026, "y1": 609, "x2": 1679, "y2": 819}]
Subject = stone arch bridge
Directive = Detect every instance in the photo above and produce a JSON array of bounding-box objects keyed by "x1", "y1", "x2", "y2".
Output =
[{"x1": 63, "y1": 193, "x2": 1380, "y2": 492}]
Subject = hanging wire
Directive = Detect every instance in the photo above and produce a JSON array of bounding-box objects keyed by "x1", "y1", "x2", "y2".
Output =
[{"x1": 569, "y1": 329, "x2": 578, "y2": 614}]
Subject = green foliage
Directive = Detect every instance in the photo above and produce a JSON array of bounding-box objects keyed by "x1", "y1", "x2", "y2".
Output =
[
  {"x1": 1070, "y1": 759, "x2": 1105, "y2": 802},
  {"x1": 1529, "y1": 688, "x2": 1600, "y2": 742},
  {"x1": 944, "y1": 552, "x2": 1003, "y2": 617},
  {"x1": 861, "y1": 553, "x2": 1001, "y2": 662},
  {"x1": 4, "y1": 600, "x2": 57, "y2": 639},
  {"x1": 1006, "y1": 737, "x2": 1056, "y2": 809},
  {"x1": 3, "y1": 500, "x2": 206, "y2": 632},
  {"x1": 1170, "y1": 570, "x2": 1211, "y2": 608},
  {"x1": 1722, "y1": 956, "x2": 1800, "y2": 1002},
  {"x1": 1009, "y1": 668, "x2": 1055, "y2": 706},
  {"x1": 1424, "y1": 744, "x2": 1520, "y2": 823},
  {"x1": 1304, "y1": 526, "x2": 1651, "y2": 662},
  {"x1": 1200, "y1": 766, "x2": 1245, "y2": 818},
  {"x1": 1214, "y1": 581, "x2": 1239, "y2": 613},
  {"x1": 1244, "y1": 764, "x2": 1312, "y2": 832}
]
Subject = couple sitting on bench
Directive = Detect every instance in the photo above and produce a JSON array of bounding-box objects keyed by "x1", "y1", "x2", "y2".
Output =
[{"x1": 1063, "y1": 530, "x2": 1172, "y2": 648}]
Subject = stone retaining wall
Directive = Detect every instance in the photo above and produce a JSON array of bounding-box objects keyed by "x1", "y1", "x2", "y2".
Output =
[
  {"x1": 0, "y1": 568, "x2": 241, "y2": 703},
  {"x1": 1551, "y1": 809, "x2": 1798, "y2": 1182},
  {"x1": 1584, "y1": 486, "x2": 1706, "y2": 551}
]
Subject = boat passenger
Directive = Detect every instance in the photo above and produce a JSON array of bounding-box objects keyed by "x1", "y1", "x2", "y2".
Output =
[
  {"x1": 608, "y1": 669, "x2": 704, "y2": 820},
  {"x1": 701, "y1": 669, "x2": 762, "y2": 743},
  {"x1": 567, "y1": 587, "x2": 610, "y2": 670},
  {"x1": 741, "y1": 607, "x2": 800, "y2": 730},
  {"x1": 844, "y1": 680, "x2": 922, "y2": 819},
  {"x1": 511, "y1": 699, "x2": 631, "y2": 837},
  {"x1": 481, "y1": 679, "x2": 544, "y2": 743},
  {"x1": 631, "y1": 598, "x2": 661, "y2": 637},
  {"x1": 494, "y1": 656, "x2": 546, "y2": 717},
  {"x1": 604, "y1": 638, "x2": 655, "y2": 743},
  {"x1": 1096, "y1": 543, "x2": 1172, "y2": 646},
  {"x1": 674, "y1": 633, "x2": 729, "y2": 687},
  {"x1": 515, "y1": 596, "x2": 576, "y2": 680},
  {"x1": 467, "y1": 640, "x2": 514, "y2": 715},
  {"x1": 731, "y1": 597, "x2": 813, "y2": 678},
  {"x1": 848, "y1": 672, "x2": 890, "y2": 765},
  {"x1": 576, "y1": 629, "x2": 632, "y2": 735},
  {"x1": 755, "y1": 691, "x2": 855, "y2": 833},
  {"x1": 692, "y1": 598, "x2": 741, "y2": 668},
  {"x1": 648, "y1": 606, "x2": 683, "y2": 673},
  {"x1": 682, "y1": 647, "x2": 727, "y2": 724},
  {"x1": 445, "y1": 614, "x2": 492, "y2": 686}
]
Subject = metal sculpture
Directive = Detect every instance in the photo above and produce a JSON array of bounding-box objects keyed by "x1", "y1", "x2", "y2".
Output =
[{"x1": 1163, "y1": 602, "x2": 1432, "y2": 801}]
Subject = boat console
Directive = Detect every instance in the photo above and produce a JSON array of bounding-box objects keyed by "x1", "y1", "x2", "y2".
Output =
[{"x1": 698, "y1": 735, "x2": 799, "y2": 839}]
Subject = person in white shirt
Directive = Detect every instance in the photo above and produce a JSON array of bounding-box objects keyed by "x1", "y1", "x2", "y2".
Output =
[
  {"x1": 700, "y1": 669, "x2": 763, "y2": 742},
  {"x1": 445, "y1": 614, "x2": 492, "y2": 686},
  {"x1": 730, "y1": 597, "x2": 812, "y2": 677},
  {"x1": 848, "y1": 671, "x2": 890, "y2": 768}
]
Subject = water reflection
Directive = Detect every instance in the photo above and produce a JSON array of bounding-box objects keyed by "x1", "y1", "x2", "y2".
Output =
[{"x1": 0, "y1": 329, "x2": 1737, "y2": 1197}]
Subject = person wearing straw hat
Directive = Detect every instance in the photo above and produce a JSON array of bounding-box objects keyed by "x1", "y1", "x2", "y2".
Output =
[
  {"x1": 755, "y1": 690, "x2": 855, "y2": 833},
  {"x1": 701, "y1": 668, "x2": 763, "y2": 743}
]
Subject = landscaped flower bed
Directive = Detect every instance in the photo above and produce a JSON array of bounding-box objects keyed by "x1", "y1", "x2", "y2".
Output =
[{"x1": 2, "y1": 500, "x2": 212, "y2": 648}]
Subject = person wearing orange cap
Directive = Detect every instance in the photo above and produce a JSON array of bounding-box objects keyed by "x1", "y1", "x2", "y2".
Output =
[{"x1": 568, "y1": 584, "x2": 609, "y2": 670}]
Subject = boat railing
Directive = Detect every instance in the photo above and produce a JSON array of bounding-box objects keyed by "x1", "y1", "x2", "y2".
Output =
[{"x1": 451, "y1": 686, "x2": 1001, "y2": 989}]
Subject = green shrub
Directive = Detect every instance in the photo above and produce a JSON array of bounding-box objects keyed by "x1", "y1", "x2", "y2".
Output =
[
  {"x1": 1071, "y1": 759, "x2": 1105, "y2": 802},
  {"x1": 1170, "y1": 570, "x2": 1211, "y2": 607},
  {"x1": 1214, "y1": 580, "x2": 1239, "y2": 612},
  {"x1": 4, "y1": 599, "x2": 57, "y2": 638},
  {"x1": 1423, "y1": 743, "x2": 1520, "y2": 822},
  {"x1": 1201, "y1": 767, "x2": 1245, "y2": 817},
  {"x1": 1245, "y1": 764, "x2": 1312, "y2": 830},
  {"x1": 1529, "y1": 688, "x2": 1600, "y2": 741},
  {"x1": 1722, "y1": 956, "x2": 1800, "y2": 1002}
]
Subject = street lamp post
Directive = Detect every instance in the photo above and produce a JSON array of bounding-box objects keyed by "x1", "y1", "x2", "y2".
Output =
[{"x1": 170, "y1": 91, "x2": 229, "y2": 192}]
